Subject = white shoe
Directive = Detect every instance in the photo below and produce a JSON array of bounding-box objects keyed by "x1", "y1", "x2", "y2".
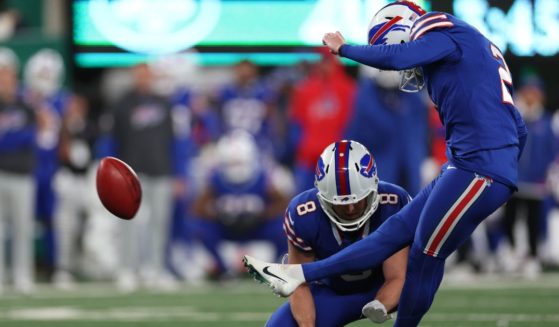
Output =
[
  {"x1": 145, "y1": 274, "x2": 179, "y2": 292},
  {"x1": 14, "y1": 281, "x2": 35, "y2": 295},
  {"x1": 116, "y1": 272, "x2": 139, "y2": 293},
  {"x1": 242, "y1": 255, "x2": 303, "y2": 297},
  {"x1": 522, "y1": 258, "x2": 542, "y2": 280},
  {"x1": 444, "y1": 263, "x2": 476, "y2": 283},
  {"x1": 53, "y1": 271, "x2": 76, "y2": 291}
]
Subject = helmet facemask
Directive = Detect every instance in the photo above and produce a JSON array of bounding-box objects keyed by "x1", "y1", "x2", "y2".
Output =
[{"x1": 399, "y1": 67, "x2": 425, "y2": 93}]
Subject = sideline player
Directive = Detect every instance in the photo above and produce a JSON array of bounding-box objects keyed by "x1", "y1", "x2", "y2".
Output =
[
  {"x1": 244, "y1": 2, "x2": 527, "y2": 326},
  {"x1": 191, "y1": 130, "x2": 288, "y2": 278},
  {"x1": 266, "y1": 140, "x2": 409, "y2": 326}
]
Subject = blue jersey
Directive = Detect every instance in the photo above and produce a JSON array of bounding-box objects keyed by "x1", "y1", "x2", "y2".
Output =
[
  {"x1": 218, "y1": 82, "x2": 277, "y2": 154},
  {"x1": 218, "y1": 82, "x2": 273, "y2": 135},
  {"x1": 210, "y1": 169, "x2": 270, "y2": 219},
  {"x1": 518, "y1": 113, "x2": 556, "y2": 184},
  {"x1": 284, "y1": 182, "x2": 410, "y2": 294},
  {"x1": 339, "y1": 12, "x2": 528, "y2": 188},
  {"x1": 168, "y1": 88, "x2": 193, "y2": 179},
  {"x1": 34, "y1": 91, "x2": 70, "y2": 173},
  {"x1": 27, "y1": 90, "x2": 71, "y2": 219}
]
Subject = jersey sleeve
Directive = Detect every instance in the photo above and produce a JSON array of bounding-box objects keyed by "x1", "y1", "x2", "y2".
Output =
[
  {"x1": 283, "y1": 204, "x2": 314, "y2": 252},
  {"x1": 339, "y1": 32, "x2": 457, "y2": 71},
  {"x1": 339, "y1": 12, "x2": 458, "y2": 71},
  {"x1": 410, "y1": 12, "x2": 454, "y2": 41}
]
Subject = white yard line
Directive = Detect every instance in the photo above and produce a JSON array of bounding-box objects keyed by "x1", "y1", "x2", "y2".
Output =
[
  {"x1": 0, "y1": 275, "x2": 557, "y2": 300},
  {"x1": 441, "y1": 274, "x2": 559, "y2": 290},
  {"x1": 1, "y1": 306, "x2": 558, "y2": 323},
  {"x1": 0, "y1": 306, "x2": 268, "y2": 322},
  {"x1": 424, "y1": 313, "x2": 559, "y2": 322}
]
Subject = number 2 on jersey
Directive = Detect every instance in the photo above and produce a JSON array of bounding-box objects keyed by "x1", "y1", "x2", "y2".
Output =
[{"x1": 490, "y1": 44, "x2": 514, "y2": 105}]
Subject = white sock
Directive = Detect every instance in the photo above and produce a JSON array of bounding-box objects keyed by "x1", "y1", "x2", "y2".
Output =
[{"x1": 286, "y1": 264, "x2": 305, "y2": 281}]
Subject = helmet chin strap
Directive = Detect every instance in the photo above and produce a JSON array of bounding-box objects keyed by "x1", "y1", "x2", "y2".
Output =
[{"x1": 333, "y1": 199, "x2": 377, "y2": 232}]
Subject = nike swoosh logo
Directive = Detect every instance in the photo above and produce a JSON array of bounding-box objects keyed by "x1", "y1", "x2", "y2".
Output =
[{"x1": 263, "y1": 266, "x2": 287, "y2": 283}]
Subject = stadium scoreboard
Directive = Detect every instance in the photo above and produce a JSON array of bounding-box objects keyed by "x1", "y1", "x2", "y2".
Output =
[{"x1": 72, "y1": 0, "x2": 559, "y2": 67}]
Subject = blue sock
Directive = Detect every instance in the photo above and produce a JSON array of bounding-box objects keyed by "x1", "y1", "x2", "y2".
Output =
[
  {"x1": 393, "y1": 244, "x2": 445, "y2": 327},
  {"x1": 302, "y1": 214, "x2": 414, "y2": 281}
]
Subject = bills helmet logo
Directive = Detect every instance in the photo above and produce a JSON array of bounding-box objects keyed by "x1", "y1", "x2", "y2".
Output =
[
  {"x1": 315, "y1": 156, "x2": 326, "y2": 181},
  {"x1": 369, "y1": 21, "x2": 411, "y2": 45},
  {"x1": 359, "y1": 154, "x2": 377, "y2": 178}
]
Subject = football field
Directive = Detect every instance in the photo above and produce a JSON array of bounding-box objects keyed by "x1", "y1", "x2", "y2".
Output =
[{"x1": 0, "y1": 274, "x2": 558, "y2": 327}]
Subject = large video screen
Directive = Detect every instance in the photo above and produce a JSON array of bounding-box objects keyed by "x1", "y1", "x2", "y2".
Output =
[{"x1": 72, "y1": 0, "x2": 559, "y2": 67}]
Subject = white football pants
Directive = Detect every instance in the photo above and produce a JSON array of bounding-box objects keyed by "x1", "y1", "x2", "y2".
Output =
[
  {"x1": 53, "y1": 168, "x2": 91, "y2": 273},
  {"x1": 0, "y1": 170, "x2": 35, "y2": 290},
  {"x1": 118, "y1": 174, "x2": 173, "y2": 281}
]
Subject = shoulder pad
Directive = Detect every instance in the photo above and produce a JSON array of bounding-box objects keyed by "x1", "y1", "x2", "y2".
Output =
[{"x1": 410, "y1": 12, "x2": 454, "y2": 41}]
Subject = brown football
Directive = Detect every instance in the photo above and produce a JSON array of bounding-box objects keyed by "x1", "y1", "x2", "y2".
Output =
[{"x1": 96, "y1": 157, "x2": 142, "y2": 220}]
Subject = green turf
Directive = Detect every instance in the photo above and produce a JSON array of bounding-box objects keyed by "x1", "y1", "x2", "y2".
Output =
[{"x1": 0, "y1": 275, "x2": 558, "y2": 327}]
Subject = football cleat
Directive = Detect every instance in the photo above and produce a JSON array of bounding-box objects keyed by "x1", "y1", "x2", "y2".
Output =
[{"x1": 242, "y1": 255, "x2": 304, "y2": 297}]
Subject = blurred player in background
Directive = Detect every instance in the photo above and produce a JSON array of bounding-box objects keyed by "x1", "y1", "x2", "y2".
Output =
[
  {"x1": 23, "y1": 48, "x2": 71, "y2": 272},
  {"x1": 216, "y1": 60, "x2": 277, "y2": 155},
  {"x1": 192, "y1": 130, "x2": 288, "y2": 279},
  {"x1": 150, "y1": 54, "x2": 197, "y2": 267},
  {"x1": 345, "y1": 66, "x2": 428, "y2": 196},
  {"x1": 245, "y1": 2, "x2": 528, "y2": 326},
  {"x1": 266, "y1": 140, "x2": 409, "y2": 326},
  {"x1": 502, "y1": 75, "x2": 556, "y2": 278},
  {"x1": 264, "y1": 60, "x2": 311, "y2": 166},
  {"x1": 150, "y1": 54, "x2": 222, "y2": 279},
  {"x1": 0, "y1": 47, "x2": 36, "y2": 294},
  {"x1": 52, "y1": 94, "x2": 97, "y2": 289},
  {"x1": 289, "y1": 49, "x2": 355, "y2": 193},
  {"x1": 103, "y1": 63, "x2": 184, "y2": 291}
]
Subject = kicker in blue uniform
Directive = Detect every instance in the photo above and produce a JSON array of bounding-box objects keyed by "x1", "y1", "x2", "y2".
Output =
[
  {"x1": 245, "y1": 2, "x2": 528, "y2": 327},
  {"x1": 340, "y1": 11, "x2": 527, "y2": 188}
]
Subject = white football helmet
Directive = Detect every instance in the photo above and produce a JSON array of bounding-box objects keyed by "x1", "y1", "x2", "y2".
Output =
[
  {"x1": 315, "y1": 140, "x2": 379, "y2": 232},
  {"x1": 367, "y1": 1, "x2": 426, "y2": 92},
  {"x1": 216, "y1": 129, "x2": 260, "y2": 185},
  {"x1": 24, "y1": 48, "x2": 64, "y2": 97}
]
